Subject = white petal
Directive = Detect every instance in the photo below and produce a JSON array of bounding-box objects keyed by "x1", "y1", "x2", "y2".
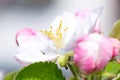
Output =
[
  {"x1": 50, "y1": 12, "x2": 77, "y2": 48},
  {"x1": 61, "y1": 12, "x2": 78, "y2": 46},
  {"x1": 18, "y1": 33, "x2": 57, "y2": 52},
  {"x1": 16, "y1": 28, "x2": 57, "y2": 52},
  {"x1": 64, "y1": 12, "x2": 91, "y2": 50},
  {"x1": 89, "y1": 7, "x2": 103, "y2": 32},
  {"x1": 90, "y1": 7, "x2": 103, "y2": 26},
  {"x1": 15, "y1": 48, "x2": 58, "y2": 65}
]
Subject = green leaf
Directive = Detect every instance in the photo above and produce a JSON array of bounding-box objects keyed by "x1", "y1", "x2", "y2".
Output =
[
  {"x1": 14, "y1": 62, "x2": 65, "y2": 80},
  {"x1": 4, "y1": 72, "x2": 16, "y2": 80},
  {"x1": 105, "y1": 61, "x2": 120, "y2": 74},
  {"x1": 109, "y1": 20, "x2": 120, "y2": 40}
]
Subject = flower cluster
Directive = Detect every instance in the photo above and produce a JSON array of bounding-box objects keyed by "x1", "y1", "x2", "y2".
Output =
[{"x1": 13, "y1": 8, "x2": 120, "y2": 80}]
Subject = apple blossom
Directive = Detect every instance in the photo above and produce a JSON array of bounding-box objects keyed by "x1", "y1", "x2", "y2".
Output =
[
  {"x1": 15, "y1": 8, "x2": 102, "y2": 65},
  {"x1": 74, "y1": 33, "x2": 120, "y2": 74}
]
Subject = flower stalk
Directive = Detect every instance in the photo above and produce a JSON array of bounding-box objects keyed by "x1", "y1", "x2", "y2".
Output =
[{"x1": 67, "y1": 62, "x2": 82, "y2": 80}]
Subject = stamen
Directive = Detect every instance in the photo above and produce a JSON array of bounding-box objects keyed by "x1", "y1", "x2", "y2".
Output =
[{"x1": 41, "y1": 20, "x2": 68, "y2": 48}]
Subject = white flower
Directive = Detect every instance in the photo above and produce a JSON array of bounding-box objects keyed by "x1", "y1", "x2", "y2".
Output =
[{"x1": 15, "y1": 8, "x2": 103, "y2": 65}]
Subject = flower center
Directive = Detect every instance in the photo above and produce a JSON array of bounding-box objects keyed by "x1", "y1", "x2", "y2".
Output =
[{"x1": 41, "y1": 20, "x2": 68, "y2": 48}]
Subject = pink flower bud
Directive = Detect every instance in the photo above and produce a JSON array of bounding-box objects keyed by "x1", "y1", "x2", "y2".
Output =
[{"x1": 74, "y1": 33, "x2": 120, "y2": 74}]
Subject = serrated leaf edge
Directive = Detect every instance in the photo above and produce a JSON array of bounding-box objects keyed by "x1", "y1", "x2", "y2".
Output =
[{"x1": 13, "y1": 62, "x2": 65, "y2": 80}]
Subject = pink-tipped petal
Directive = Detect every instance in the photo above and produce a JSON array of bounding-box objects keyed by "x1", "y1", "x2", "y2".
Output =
[
  {"x1": 90, "y1": 7, "x2": 103, "y2": 33},
  {"x1": 75, "y1": 10, "x2": 90, "y2": 19},
  {"x1": 16, "y1": 28, "x2": 56, "y2": 51},
  {"x1": 16, "y1": 28, "x2": 38, "y2": 46},
  {"x1": 90, "y1": 19, "x2": 101, "y2": 33}
]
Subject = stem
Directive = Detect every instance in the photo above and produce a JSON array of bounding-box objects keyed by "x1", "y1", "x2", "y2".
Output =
[
  {"x1": 93, "y1": 75, "x2": 101, "y2": 80},
  {"x1": 87, "y1": 75, "x2": 93, "y2": 80},
  {"x1": 67, "y1": 62, "x2": 81, "y2": 80}
]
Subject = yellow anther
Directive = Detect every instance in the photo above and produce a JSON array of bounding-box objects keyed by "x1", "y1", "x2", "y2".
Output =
[
  {"x1": 64, "y1": 27, "x2": 68, "y2": 31},
  {"x1": 41, "y1": 20, "x2": 68, "y2": 48},
  {"x1": 50, "y1": 26, "x2": 52, "y2": 29}
]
